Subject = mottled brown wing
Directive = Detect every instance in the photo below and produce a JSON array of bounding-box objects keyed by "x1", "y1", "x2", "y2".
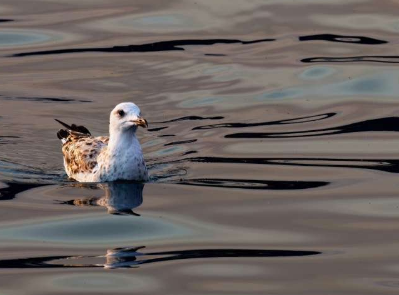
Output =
[{"x1": 62, "y1": 134, "x2": 108, "y2": 177}]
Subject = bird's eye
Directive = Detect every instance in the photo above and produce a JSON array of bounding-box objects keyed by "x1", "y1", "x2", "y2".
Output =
[{"x1": 117, "y1": 110, "x2": 125, "y2": 117}]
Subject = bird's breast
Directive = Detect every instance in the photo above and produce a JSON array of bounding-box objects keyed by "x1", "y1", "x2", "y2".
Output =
[{"x1": 98, "y1": 148, "x2": 148, "y2": 182}]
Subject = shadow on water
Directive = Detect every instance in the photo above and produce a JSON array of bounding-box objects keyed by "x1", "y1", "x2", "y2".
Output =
[{"x1": 0, "y1": 247, "x2": 321, "y2": 269}]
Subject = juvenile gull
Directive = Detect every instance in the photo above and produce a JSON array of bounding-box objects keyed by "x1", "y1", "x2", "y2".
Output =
[{"x1": 56, "y1": 102, "x2": 149, "y2": 182}]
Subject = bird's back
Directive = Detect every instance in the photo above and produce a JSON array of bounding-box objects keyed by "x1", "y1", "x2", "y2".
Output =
[
  {"x1": 56, "y1": 119, "x2": 108, "y2": 181},
  {"x1": 62, "y1": 134, "x2": 108, "y2": 180}
]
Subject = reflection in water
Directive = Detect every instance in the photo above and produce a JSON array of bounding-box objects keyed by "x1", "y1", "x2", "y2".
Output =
[
  {"x1": 145, "y1": 111, "x2": 399, "y2": 188},
  {"x1": 299, "y1": 34, "x2": 387, "y2": 45},
  {"x1": 302, "y1": 56, "x2": 399, "y2": 64},
  {"x1": 225, "y1": 116, "x2": 399, "y2": 139},
  {"x1": 0, "y1": 246, "x2": 321, "y2": 269},
  {"x1": 62, "y1": 182, "x2": 143, "y2": 215},
  {"x1": 148, "y1": 115, "x2": 224, "y2": 135},
  {"x1": 155, "y1": 115, "x2": 224, "y2": 124},
  {"x1": 205, "y1": 53, "x2": 227, "y2": 56},
  {"x1": 0, "y1": 135, "x2": 19, "y2": 144},
  {"x1": 193, "y1": 113, "x2": 335, "y2": 130},
  {"x1": 0, "y1": 157, "x2": 63, "y2": 186},
  {"x1": 10, "y1": 33, "x2": 390, "y2": 58},
  {"x1": 179, "y1": 178, "x2": 328, "y2": 190},
  {"x1": 11, "y1": 38, "x2": 274, "y2": 57},
  {"x1": 164, "y1": 139, "x2": 197, "y2": 147},
  {"x1": 0, "y1": 95, "x2": 91, "y2": 103},
  {"x1": 0, "y1": 207, "x2": 188, "y2": 245},
  {"x1": 176, "y1": 157, "x2": 399, "y2": 174},
  {"x1": 148, "y1": 126, "x2": 168, "y2": 132},
  {"x1": 0, "y1": 30, "x2": 55, "y2": 48},
  {"x1": 0, "y1": 182, "x2": 49, "y2": 201}
]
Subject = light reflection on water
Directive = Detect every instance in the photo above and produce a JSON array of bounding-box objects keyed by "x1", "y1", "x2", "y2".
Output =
[
  {"x1": 259, "y1": 71, "x2": 399, "y2": 101},
  {"x1": 0, "y1": 30, "x2": 51, "y2": 47},
  {"x1": 0, "y1": 213, "x2": 189, "y2": 245}
]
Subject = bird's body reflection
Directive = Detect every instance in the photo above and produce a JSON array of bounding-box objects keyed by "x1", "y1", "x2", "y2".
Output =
[
  {"x1": 63, "y1": 182, "x2": 143, "y2": 215},
  {"x1": 103, "y1": 246, "x2": 145, "y2": 269}
]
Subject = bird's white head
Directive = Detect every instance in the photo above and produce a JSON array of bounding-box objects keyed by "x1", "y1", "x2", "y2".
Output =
[{"x1": 109, "y1": 102, "x2": 148, "y2": 134}]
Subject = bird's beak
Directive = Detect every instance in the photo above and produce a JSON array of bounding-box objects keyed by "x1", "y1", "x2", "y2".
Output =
[{"x1": 133, "y1": 117, "x2": 148, "y2": 128}]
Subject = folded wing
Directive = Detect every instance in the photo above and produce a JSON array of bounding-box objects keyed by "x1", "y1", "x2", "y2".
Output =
[{"x1": 56, "y1": 119, "x2": 109, "y2": 178}]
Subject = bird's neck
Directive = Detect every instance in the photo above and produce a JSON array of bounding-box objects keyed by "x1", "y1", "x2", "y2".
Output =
[{"x1": 108, "y1": 129, "x2": 139, "y2": 155}]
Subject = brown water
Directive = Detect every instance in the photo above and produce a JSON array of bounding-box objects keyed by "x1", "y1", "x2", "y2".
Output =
[{"x1": 1, "y1": 0, "x2": 399, "y2": 294}]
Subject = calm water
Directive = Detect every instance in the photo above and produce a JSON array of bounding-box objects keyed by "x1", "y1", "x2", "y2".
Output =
[{"x1": 1, "y1": 0, "x2": 399, "y2": 294}]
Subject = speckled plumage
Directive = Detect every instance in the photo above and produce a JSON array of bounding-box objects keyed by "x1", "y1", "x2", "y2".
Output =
[{"x1": 57, "y1": 102, "x2": 149, "y2": 182}]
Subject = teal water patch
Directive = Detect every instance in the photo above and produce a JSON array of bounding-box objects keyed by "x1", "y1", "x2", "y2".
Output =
[
  {"x1": 48, "y1": 273, "x2": 159, "y2": 292},
  {"x1": 118, "y1": 14, "x2": 200, "y2": 32},
  {"x1": 0, "y1": 30, "x2": 52, "y2": 47},
  {"x1": 132, "y1": 15, "x2": 187, "y2": 26},
  {"x1": 156, "y1": 145, "x2": 183, "y2": 156},
  {"x1": 299, "y1": 66, "x2": 336, "y2": 80},
  {"x1": 179, "y1": 96, "x2": 225, "y2": 108},
  {"x1": 259, "y1": 89, "x2": 303, "y2": 100},
  {"x1": 0, "y1": 214, "x2": 190, "y2": 245},
  {"x1": 257, "y1": 71, "x2": 399, "y2": 101}
]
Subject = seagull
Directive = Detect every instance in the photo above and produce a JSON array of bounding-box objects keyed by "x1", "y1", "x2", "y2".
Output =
[{"x1": 56, "y1": 102, "x2": 149, "y2": 182}]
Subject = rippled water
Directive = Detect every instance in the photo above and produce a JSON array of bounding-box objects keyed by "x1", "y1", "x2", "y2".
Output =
[{"x1": 1, "y1": 0, "x2": 399, "y2": 294}]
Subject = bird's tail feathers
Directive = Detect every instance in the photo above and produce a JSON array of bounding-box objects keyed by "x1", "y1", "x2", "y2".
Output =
[
  {"x1": 57, "y1": 129, "x2": 69, "y2": 143},
  {"x1": 55, "y1": 119, "x2": 91, "y2": 142},
  {"x1": 55, "y1": 119, "x2": 72, "y2": 130}
]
